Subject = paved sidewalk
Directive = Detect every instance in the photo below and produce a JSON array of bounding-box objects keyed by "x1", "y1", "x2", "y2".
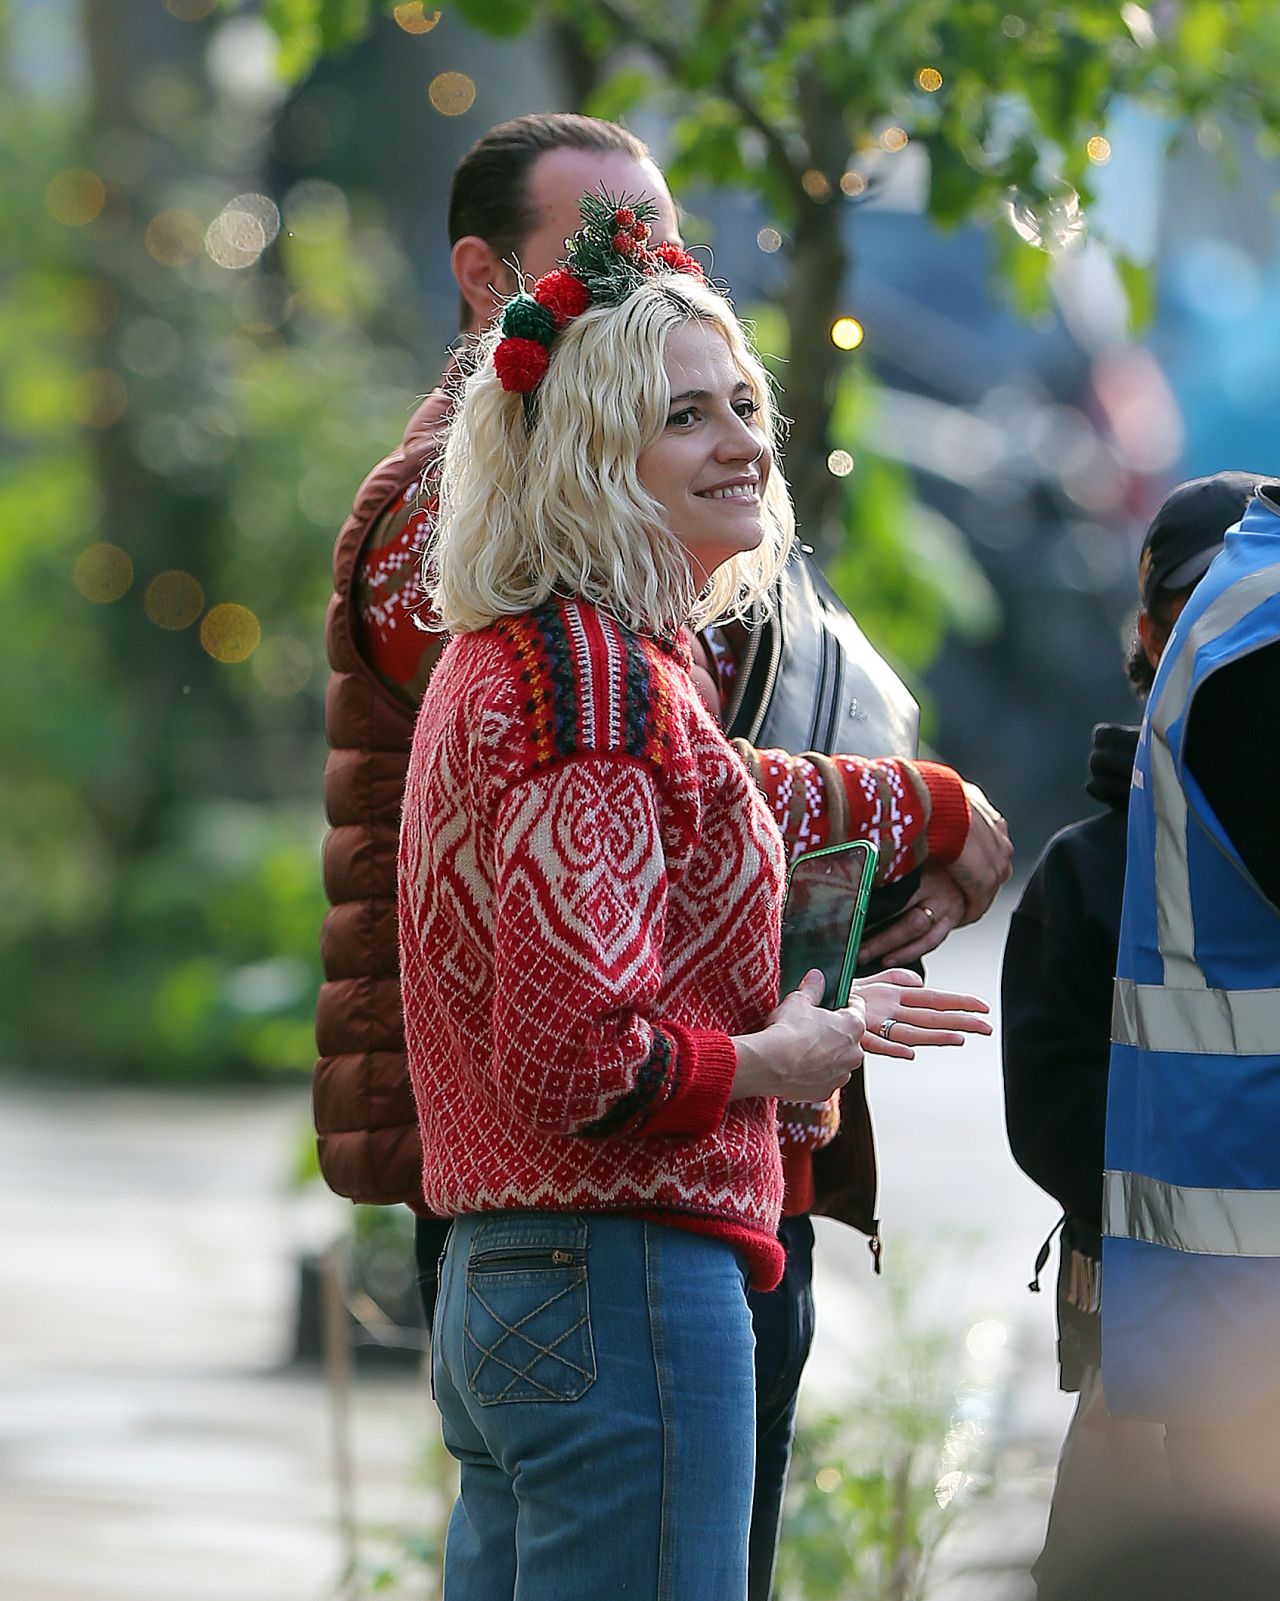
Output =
[{"x1": 0, "y1": 1086, "x2": 432, "y2": 1601}]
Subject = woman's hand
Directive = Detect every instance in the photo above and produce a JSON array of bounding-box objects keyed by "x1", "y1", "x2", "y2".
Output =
[
  {"x1": 852, "y1": 968, "x2": 992, "y2": 1060},
  {"x1": 729, "y1": 970, "x2": 864, "y2": 1102}
]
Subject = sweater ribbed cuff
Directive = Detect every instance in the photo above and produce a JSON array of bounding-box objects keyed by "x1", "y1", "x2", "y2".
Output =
[
  {"x1": 915, "y1": 761, "x2": 970, "y2": 864},
  {"x1": 640, "y1": 1025, "x2": 737, "y2": 1138}
]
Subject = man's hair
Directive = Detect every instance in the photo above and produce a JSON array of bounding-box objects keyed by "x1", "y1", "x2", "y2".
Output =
[
  {"x1": 431, "y1": 274, "x2": 793, "y2": 640},
  {"x1": 449, "y1": 115, "x2": 652, "y2": 324},
  {"x1": 1125, "y1": 585, "x2": 1195, "y2": 698}
]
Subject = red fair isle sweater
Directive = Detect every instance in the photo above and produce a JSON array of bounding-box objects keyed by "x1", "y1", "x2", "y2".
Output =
[{"x1": 399, "y1": 598, "x2": 790, "y2": 1290}]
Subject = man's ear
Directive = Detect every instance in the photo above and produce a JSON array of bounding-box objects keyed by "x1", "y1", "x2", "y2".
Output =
[
  {"x1": 451, "y1": 236, "x2": 516, "y2": 332},
  {"x1": 1138, "y1": 610, "x2": 1165, "y2": 671}
]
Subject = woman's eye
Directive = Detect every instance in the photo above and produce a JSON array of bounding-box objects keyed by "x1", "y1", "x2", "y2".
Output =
[
  {"x1": 668, "y1": 408, "x2": 698, "y2": 428},
  {"x1": 735, "y1": 400, "x2": 760, "y2": 420}
]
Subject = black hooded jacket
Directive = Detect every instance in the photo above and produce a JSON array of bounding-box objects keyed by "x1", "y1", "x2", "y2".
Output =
[
  {"x1": 1002, "y1": 722, "x2": 1137, "y2": 1236},
  {"x1": 1001, "y1": 725, "x2": 1138, "y2": 1381}
]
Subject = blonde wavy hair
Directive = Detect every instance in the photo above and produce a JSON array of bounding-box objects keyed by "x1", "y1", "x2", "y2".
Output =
[{"x1": 429, "y1": 271, "x2": 794, "y2": 638}]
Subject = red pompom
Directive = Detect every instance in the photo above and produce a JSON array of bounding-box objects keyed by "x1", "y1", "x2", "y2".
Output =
[
  {"x1": 532, "y1": 268, "x2": 591, "y2": 326},
  {"x1": 631, "y1": 221, "x2": 650, "y2": 242},
  {"x1": 612, "y1": 230, "x2": 637, "y2": 254},
  {"x1": 493, "y1": 336, "x2": 550, "y2": 393},
  {"x1": 615, "y1": 207, "x2": 636, "y2": 228},
  {"x1": 652, "y1": 241, "x2": 705, "y2": 279}
]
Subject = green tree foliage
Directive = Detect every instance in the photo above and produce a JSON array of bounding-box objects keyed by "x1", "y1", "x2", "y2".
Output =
[
  {"x1": 256, "y1": 0, "x2": 1280, "y2": 567},
  {"x1": 1, "y1": 2, "x2": 422, "y2": 1078}
]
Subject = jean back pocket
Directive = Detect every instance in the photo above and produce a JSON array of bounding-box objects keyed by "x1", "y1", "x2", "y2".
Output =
[{"x1": 463, "y1": 1215, "x2": 596, "y2": 1405}]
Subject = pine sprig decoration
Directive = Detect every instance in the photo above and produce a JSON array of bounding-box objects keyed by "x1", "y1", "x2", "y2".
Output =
[{"x1": 564, "y1": 189, "x2": 663, "y2": 306}]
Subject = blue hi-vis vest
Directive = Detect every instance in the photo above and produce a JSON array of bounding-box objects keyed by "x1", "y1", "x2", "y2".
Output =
[{"x1": 1102, "y1": 496, "x2": 1280, "y2": 1422}]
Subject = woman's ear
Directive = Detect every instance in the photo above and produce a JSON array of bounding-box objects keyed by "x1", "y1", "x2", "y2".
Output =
[{"x1": 451, "y1": 236, "x2": 518, "y2": 333}]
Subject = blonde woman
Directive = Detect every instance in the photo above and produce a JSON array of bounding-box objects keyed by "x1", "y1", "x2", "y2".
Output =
[{"x1": 398, "y1": 197, "x2": 984, "y2": 1600}]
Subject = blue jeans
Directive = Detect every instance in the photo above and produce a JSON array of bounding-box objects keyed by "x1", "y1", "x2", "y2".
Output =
[
  {"x1": 746, "y1": 1213, "x2": 816, "y2": 1601},
  {"x1": 432, "y1": 1211, "x2": 758, "y2": 1601}
]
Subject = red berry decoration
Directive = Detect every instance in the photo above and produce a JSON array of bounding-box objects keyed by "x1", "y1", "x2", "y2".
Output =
[
  {"x1": 532, "y1": 268, "x2": 591, "y2": 326},
  {"x1": 494, "y1": 336, "x2": 551, "y2": 393},
  {"x1": 652, "y1": 241, "x2": 705, "y2": 279},
  {"x1": 612, "y1": 230, "x2": 637, "y2": 254},
  {"x1": 631, "y1": 221, "x2": 650, "y2": 242},
  {"x1": 615, "y1": 207, "x2": 636, "y2": 228}
]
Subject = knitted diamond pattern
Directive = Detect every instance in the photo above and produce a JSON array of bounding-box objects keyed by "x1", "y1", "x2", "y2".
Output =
[{"x1": 399, "y1": 599, "x2": 787, "y2": 1278}]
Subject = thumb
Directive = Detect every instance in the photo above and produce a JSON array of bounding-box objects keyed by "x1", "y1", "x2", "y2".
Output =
[{"x1": 794, "y1": 968, "x2": 826, "y2": 1004}]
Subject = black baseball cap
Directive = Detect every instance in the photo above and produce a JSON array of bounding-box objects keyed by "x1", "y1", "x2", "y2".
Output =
[{"x1": 1138, "y1": 470, "x2": 1258, "y2": 609}]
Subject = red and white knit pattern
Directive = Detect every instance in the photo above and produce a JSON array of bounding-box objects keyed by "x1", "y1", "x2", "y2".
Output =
[{"x1": 399, "y1": 598, "x2": 789, "y2": 1289}]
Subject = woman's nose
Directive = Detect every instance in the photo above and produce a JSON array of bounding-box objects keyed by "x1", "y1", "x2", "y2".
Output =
[{"x1": 716, "y1": 412, "x2": 763, "y2": 460}]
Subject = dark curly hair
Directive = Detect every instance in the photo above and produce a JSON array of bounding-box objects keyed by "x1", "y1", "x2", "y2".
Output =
[{"x1": 1125, "y1": 585, "x2": 1197, "y2": 699}]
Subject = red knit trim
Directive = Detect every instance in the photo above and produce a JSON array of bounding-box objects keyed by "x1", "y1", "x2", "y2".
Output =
[
  {"x1": 645, "y1": 1212, "x2": 785, "y2": 1292},
  {"x1": 638, "y1": 1025, "x2": 737, "y2": 1138},
  {"x1": 915, "y1": 761, "x2": 970, "y2": 863},
  {"x1": 781, "y1": 1146, "x2": 815, "y2": 1217}
]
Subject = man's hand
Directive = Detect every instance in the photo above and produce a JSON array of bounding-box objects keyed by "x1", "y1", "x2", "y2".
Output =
[
  {"x1": 948, "y1": 781, "x2": 1013, "y2": 923},
  {"x1": 858, "y1": 865, "x2": 966, "y2": 967}
]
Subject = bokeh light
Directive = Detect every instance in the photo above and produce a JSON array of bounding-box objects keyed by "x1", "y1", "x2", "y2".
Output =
[
  {"x1": 429, "y1": 72, "x2": 476, "y2": 116},
  {"x1": 284, "y1": 179, "x2": 349, "y2": 242},
  {"x1": 827, "y1": 449, "x2": 855, "y2": 477},
  {"x1": 120, "y1": 317, "x2": 181, "y2": 378},
  {"x1": 144, "y1": 570, "x2": 205, "y2": 630},
  {"x1": 46, "y1": 169, "x2": 106, "y2": 227},
  {"x1": 252, "y1": 636, "x2": 314, "y2": 697},
  {"x1": 801, "y1": 168, "x2": 832, "y2": 202},
  {"x1": 814, "y1": 1466, "x2": 842, "y2": 1493},
  {"x1": 965, "y1": 1318, "x2": 1009, "y2": 1360},
  {"x1": 830, "y1": 317, "x2": 865, "y2": 351},
  {"x1": 1086, "y1": 135, "x2": 1112, "y2": 165},
  {"x1": 79, "y1": 369, "x2": 129, "y2": 429},
  {"x1": 394, "y1": 3, "x2": 441, "y2": 31},
  {"x1": 840, "y1": 170, "x2": 867, "y2": 197},
  {"x1": 145, "y1": 208, "x2": 203, "y2": 266},
  {"x1": 73, "y1": 543, "x2": 133, "y2": 604},
  {"x1": 756, "y1": 227, "x2": 782, "y2": 253},
  {"x1": 879, "y1": 126, "x2": 909, "y2": 153},
  {"x1": 1001, "y1": 13, "x2": 1026, "y2": 36},
  {"x1": 205, "y1": 194, "x2": 279, "y2": 270},
  {"x1": 916, "y1": 67, "x2": 943, "y2": 92},
  {"x1": 200, "y1": 604, "x2": 261, "y2": 663}
]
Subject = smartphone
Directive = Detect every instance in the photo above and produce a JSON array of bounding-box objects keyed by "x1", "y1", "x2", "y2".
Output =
[{"x1": 778, "y1": 839, "x2": 879, "y2": 1010}]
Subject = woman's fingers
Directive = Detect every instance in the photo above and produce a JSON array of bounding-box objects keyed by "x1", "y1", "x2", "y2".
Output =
[
  {"x1": 861, "y1": 1032, "x2": 916, "y2": 1060},
  {"x1": 899, "y1": 988, "x2": 990, "y2": 1014},
  {"x1": 892, "y1": 1006, "x2": 992, "y2": 1034}
]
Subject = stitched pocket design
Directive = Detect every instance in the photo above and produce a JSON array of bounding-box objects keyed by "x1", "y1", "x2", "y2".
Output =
[{"x1": 463, "y1": 1219, "x2": 596, "y2": 1405}]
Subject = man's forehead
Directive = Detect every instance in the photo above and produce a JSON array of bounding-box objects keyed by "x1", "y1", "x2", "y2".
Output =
[{"x1": 525, "y1": 147, "x2": 680, "y2": 245}]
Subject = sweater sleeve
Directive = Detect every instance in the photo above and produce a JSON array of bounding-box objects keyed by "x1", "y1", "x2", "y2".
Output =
[
  {"x1": 731, "y1": 743, "x2": 969, "y2": 883},
  {"x1": 487, "y1": 755, "x2": 738, "y2": 1141}
]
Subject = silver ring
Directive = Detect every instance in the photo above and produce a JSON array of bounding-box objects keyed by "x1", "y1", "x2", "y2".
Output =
[
  {"x1": 921, "y1": 905, "x2": 936, "y2": 924},
  {"x1": 879, "y1": 1018, "x2": 896, "y2": 1040}
]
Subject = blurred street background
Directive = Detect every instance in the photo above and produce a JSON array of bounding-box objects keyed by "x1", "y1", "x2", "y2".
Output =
[{"x1": 6, "y1": 1, "x2": 1280, "y2": 1595}]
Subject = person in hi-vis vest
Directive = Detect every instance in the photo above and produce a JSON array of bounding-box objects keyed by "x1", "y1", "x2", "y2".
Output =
[{"x1": 1104, "y1": 478, "x2": 1280, "y2": 1513}]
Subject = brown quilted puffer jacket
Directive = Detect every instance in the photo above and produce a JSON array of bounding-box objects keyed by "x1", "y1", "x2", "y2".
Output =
[{"x1": 312, "y1": 379, "x2": 454, "y2": 1211}]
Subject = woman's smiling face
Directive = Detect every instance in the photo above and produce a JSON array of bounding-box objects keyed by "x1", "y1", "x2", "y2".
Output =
[{"x1": 636, "y1": 319, "x2": 772, "y2": 583}]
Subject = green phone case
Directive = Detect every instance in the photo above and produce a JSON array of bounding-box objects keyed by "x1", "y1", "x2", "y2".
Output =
[{"x1": 779, "y1": 838, "x2": 879, "y2": 1009}]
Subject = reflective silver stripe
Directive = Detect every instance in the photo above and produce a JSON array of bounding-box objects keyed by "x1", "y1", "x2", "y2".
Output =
[
  {"x1": 1104, "y1": 1168, "x2": 1280, "y2": 1257},
  {"x1": 1148, "y1": 565, "x2": 1280, "y2": 977},
  {"x1": 1112, "y1": 976, "x2": 1280, "y2": 1056}
]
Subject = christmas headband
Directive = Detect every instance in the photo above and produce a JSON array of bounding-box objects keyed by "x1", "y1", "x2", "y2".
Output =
[{"x1": 493, "y1": 190, "x2": 706, "y2": 394}]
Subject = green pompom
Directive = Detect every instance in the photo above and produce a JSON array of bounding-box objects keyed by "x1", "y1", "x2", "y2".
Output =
[{"x1": 501, "y1": 295, "x2": 556, "y2": 343}]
